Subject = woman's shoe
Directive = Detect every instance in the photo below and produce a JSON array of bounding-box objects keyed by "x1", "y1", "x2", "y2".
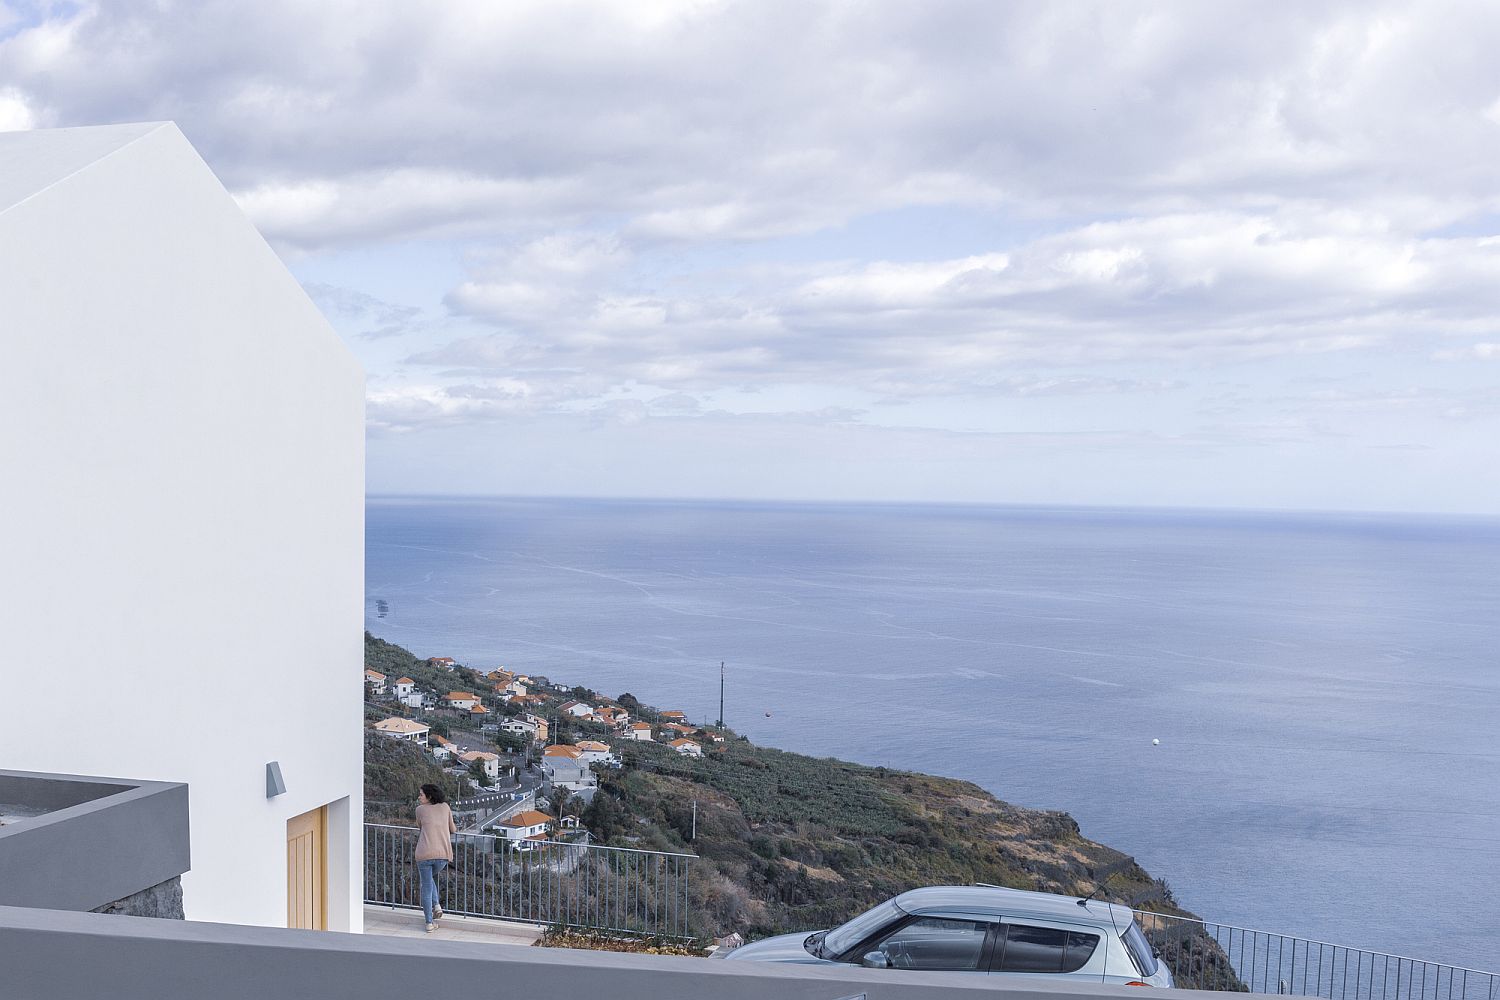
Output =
[
  {"x1": 425, "y1": 922, "x2": 436, "y2": 933},
  {"x1": 433, "y1": 906, "x2": 443, "y2": 920}
]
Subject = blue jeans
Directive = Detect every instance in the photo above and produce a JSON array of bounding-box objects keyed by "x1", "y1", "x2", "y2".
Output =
[{"x1": 417, "y1": 859, "x2": 448, "y2": 923}]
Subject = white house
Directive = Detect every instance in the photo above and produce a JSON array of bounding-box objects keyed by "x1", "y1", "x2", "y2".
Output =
[
  {"x1": 668, "y1": 738, "x2": 703, "y2": 758},
  {"x1": 573, "y1": 740, "x2": 614, "y2": 764},
  {"x1": 428, "y1": 734, "x2": 456, "y2": 761},
  {"x1": 499, "y1": 717, "x2": 539, "y2": 741},
  {"x1": 373, "y1": 718, "x2": 430, "y2": 745},
  {"x1": 540, "y1": 755, "x2": 598, "y2": 801},
  {"x1": 443, "y1": 691, "x2": 480, "y2": 711},
  {"x1": 503, "y1": 679, "x2": 528, "y2": 698},
  {"x1": 559, "y1": 700, "x2": 595, "y2": 719},
  {"x1": 0, "y1": 123, "x2": 364, "y2": 931},
  {"x1": 458, "y1": 750, "x2": 502, "y2": 781},
  {"x1": 498, "y1": 809, "x2": 553, "y2": 850},
  {"x1": 392, "y1": 676, "x2": 415, "y2": 699},
  {"x1": 428, "y1": 657, "x2": 457, "y2": 671},
  {"x1": 624, "y1": 722, "x2": 655, "y2": 742},
  {"x1": 363, "y1": 669, "x2": 388, "y2": 695}
]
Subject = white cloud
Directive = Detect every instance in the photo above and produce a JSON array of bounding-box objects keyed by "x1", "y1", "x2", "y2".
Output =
[
  {"x1": 0, "y1": 85, "x2": 33, "y2": 131},
  {"x1": 6, "y1": 2, "x2": 1500, "y2": 248}
]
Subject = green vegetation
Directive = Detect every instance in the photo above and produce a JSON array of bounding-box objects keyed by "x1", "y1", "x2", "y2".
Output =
[
  {"x1": 585, "y1": 734, "x2": 1187, "y2": 939},
  {"x1": 362, "y1": 729, "x2": 462, "y2": 825}
]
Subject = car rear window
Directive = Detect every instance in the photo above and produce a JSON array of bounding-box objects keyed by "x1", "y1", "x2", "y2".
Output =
[
  {"x1": 1122, "y1": 922, "x2": 1159, "y2": 977},
  {"x1": 996, "y1": 925, "x2": 1100, "y2": 973}
]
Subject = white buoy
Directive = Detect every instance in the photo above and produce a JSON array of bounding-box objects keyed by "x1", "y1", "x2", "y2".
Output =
[{"x1": 1152, "y1": 738, "x2": 1160, "y2": 746}]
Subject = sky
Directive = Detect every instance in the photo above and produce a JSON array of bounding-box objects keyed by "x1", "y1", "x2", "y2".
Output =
[{"x1": 4, "y1": 1, "x2": 1500, "y2": 513}]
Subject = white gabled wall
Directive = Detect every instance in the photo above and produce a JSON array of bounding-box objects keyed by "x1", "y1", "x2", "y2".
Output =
[{"x1": 0, "y1": 123, "x2": 364, "y2": 930}]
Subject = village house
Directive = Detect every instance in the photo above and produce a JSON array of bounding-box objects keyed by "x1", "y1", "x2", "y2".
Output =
[
  {"x1": 391, "y1": 676, "x2": 422, "y2": 708},
  {"x1": 428, "y1": 656, "x2": 457, "y2": 670},
  {"x1": 595, "y1": 706, "x2": 629, "y2": 726},
  {"x1": 373, "y1": 717, "x2": 429, "y2": 745},
  {"x1": 659, "y1": 710, "x2": 687, "y2": 723},
  {"x1": 443, "y1": 691, "x2": 480, "y2": 711},
  {"x1": 623, "y1": 722, "x2": 654, "y2": 742},
  {"x1": 663, "y1": 722, "x2": 696, "y2": 737},
  {"x1": 468, "y1": 703, "x2": 490, "y2": 718},
  {"x1": 559, "y1": 700, "x2": 595, "y2": 719},
  {"x1": 485, "y1": 668, "x2": 513, "y2": 683},
  {"x1": 363, "y1": 668, "x2": 388, "y2": 695},
  {"x1": 575, "y1": 740, "x2": 620, "y2": 767},
  {"x1": 428, "y1": 733, "x2": 456, "y2": 761},
  {"x1": 499, "y1": 717, "x2": 538, "y2": 740},
  {"x1": 540, "y1": 753, "x2": 597, "y2": 802},
  {"x1": 497, "y1": 809, "x2": 553, "y2": 851},
  {"x1": 503, "y1": 678, "x2": 528, "y2": 697},
  {"x1": 458, "y1": 750, "x2": 503, "y2": 781},
  {"x1": 542, "y1": 744, "x2": 582, "y2": 760},
  {"x1": 667, "y1": 738, "x2": 703, "y2": 758}
]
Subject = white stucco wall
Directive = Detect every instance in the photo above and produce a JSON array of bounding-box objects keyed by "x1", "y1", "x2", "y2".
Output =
[{"x1": 0, "y1": 123, "x2": 364, "y2": 930}]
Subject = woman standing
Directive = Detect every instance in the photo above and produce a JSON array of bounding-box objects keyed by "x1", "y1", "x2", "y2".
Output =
[{"x1": 414, "y1": 783, "x2": 456, "y2": 932}]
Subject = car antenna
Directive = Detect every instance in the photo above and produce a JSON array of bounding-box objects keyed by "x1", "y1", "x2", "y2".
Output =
[{"x1": 1078, "y1": 870, "x2": 1121, "y2": 907}]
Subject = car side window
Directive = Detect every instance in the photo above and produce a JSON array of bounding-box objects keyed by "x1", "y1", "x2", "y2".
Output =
[
  {"x1": 868, "y1": 916, "x2": 992, "y2": 971},
  {"x1": 996, "y1": 924, "x2": 1100, "y2": 973}
]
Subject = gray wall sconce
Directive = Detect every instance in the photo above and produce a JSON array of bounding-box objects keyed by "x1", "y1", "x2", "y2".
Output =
[{"x1": 265, "y1": 761, "x2": 286, "y2": 798}]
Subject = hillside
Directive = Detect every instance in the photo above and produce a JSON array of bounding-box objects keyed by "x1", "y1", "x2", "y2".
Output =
[{"x1": 586, "y1": 734, "x2": 1178, "y2": 939}]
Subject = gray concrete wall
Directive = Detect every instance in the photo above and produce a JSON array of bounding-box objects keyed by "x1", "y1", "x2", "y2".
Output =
[
  {"x1": 90, "y1": 877, "x2": 185, "y2": 919},
  {"x1": 0, "y1": 904, "x2": 1191, "y2": 1000},
  {"x1": 0, "y1": 770, "x2": 189, "y2": 912}
]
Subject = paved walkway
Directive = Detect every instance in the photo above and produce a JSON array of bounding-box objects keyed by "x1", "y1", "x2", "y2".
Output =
[{"x1": 362, "y1": 904, "x2": 542, "y2": 946}]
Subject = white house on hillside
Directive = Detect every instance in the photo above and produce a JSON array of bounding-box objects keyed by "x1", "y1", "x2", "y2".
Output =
[
  {"x1": 559, "y1": 700, "x2": 595, "y2": 719},
  {"x1": 444, "y1": 692, "x2": 480, "y2": 711},
  {"x1": 0, "y1": 123, "x2": 364, "y2": 931},
  {"x1": 668, "y1": 738, "x2": 703, "y2": 758},
  {"x1": 373, "y1": 718, "x2": 430, "y2": 745},
  {"x1": 498, "y1": 809, "x2": 553, "y2": 851},
  {"x1": 364, "y1": 669, "x2": 388, "y2": 695},
  {"x1": 624, "y1": 722, "x2": 655, "y2": 742}
]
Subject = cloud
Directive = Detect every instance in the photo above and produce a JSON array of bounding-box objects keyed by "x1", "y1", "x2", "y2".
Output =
[
  {"x1": 6, "y1": 2, "x2": 1500, "y2": 249},
  {"x1": 302, "y1": 282, "x2": 426, "y2": 340},
  {"x1": 419, "y1": 211, "x2": 1500, "y2": 409},
  {"x1": 0, "y1": 85, "x2": 33, "y2": 130},
  {"x1": 1432, "y1": 342, "x2": 1500, "y2": 361}
]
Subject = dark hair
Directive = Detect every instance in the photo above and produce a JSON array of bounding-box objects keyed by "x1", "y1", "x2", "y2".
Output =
[{"x1": 419, "y1": 783, "x2": 446, "y2": 804}]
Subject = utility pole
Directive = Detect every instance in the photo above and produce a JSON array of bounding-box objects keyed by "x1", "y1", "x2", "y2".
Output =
[
  {"x1": 718, "y1": 661, "x2": 725, "y2": 730},
  {"x1": 691, "y1": 799, "x2": 697, "y2": 841}
]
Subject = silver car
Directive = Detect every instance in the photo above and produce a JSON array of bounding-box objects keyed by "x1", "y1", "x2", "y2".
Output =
[{"x1": 720, "y1": 885, "x2": 1174, "y2": 987}]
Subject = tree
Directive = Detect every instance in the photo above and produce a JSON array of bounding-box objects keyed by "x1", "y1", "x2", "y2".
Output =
[{"x1": 468, "y1": 758, "x2": 494, "y2": 788}]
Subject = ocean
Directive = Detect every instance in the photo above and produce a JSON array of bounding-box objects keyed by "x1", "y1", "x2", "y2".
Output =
[{"x1": 365, "y1": 496, "x2": 1500, "y2": 970}]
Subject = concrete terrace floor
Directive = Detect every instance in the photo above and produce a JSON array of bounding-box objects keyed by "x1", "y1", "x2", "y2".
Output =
[{"x1": 362, "y1": 904, "x2": 542, "y2": 946}]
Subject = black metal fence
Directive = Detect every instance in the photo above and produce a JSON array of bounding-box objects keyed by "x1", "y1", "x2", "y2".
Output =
[
  {"x1": 364, "y1": 823, "x2": 696, "y2": 938},
  {"x1": 1135, "y1": 910, "x2": 1496, "y2": 999}
]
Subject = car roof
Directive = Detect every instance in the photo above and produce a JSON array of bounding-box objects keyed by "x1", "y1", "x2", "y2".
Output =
[{"x1": 893, "y1": 885, "x2": 1132, "y2": 927}]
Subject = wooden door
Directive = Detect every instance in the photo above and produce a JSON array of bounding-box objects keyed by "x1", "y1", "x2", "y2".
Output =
[{"x1": 286, "y1": 805, "x2": 327, "y2": 929}]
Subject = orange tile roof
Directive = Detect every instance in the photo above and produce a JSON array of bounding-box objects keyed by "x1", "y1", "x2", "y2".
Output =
[
  {"x1": 543, "y1": 745, "x2": 582, "y2": 758},
  {"x1": 660, "y1": 710, "x2": 685, "y2": 719},
  {"x1": 445, "y1": 692, "x2": 477, "y2": 701},
  {"x1": 364, "y1": 669, "x2": 386, "y2": 679},
  {"x1": 575, "y1": 741, "x2": 610, "y2": 752},
  {"x1": 502, "y1": 810, "x2": 553, "y2": 828},
  {"x1": 469, "y1": 704, "x2": 489, "y2": 714},
  {"x1": 394, "y1": 676, "x2": 415, "y2": 684},
  {"x1": 630, "y1": 722, "x2": 652, "y2": 730},
  {"x1": 668, "y1": 738, "x2": 699, "y2": 748}
]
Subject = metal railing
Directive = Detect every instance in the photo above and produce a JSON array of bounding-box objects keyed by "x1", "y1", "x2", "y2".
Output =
[
  {"x1": 1134, "y1": 910, "x2": 1496, "y2": 999},
  {"x1": 364, "y1": 823, "x2": 696, "y2": 939}
]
